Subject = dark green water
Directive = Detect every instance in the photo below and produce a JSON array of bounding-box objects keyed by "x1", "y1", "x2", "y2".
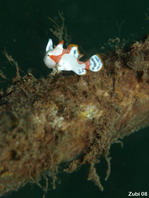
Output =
[{"x1": 0, "y1": 0, "x2": 149, "y2": 197}]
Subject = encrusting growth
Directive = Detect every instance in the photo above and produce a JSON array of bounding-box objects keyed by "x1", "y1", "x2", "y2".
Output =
[{"x1": 0, "y1": 36, "x2": 149, "y2": 195}]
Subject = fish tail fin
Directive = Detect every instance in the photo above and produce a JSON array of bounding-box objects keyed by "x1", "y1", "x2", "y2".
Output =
[{"x1": 85, "y1": 54, "x2": 103, "y2": 72}]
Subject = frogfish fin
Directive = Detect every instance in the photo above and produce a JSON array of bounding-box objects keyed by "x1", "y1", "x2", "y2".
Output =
[
  {"x1": 59, "y1": 40, "x2": 64, "y2": 45},
  {"x1": 46, "y1": 38, "x2": 53, "y2": 52},
  {"x1": 67, "y1": 44, "x2": 82, "y2": 59},
  {"x1": 86, "y1": 54, "x2": 103, "y2": 72},
  {"x1": 56, "y1": 40, "x2": 64, "y2": 49},
  {"x1": 73, "y1": 67, "x2": 87, "y2": 75}
]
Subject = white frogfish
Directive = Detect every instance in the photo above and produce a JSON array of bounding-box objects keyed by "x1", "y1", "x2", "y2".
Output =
[{"x1": 44, "y1": 39, "x2": 103, "y2": 75}]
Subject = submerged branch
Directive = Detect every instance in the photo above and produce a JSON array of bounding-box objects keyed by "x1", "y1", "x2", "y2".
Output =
[{"x1": 0, "y1": 36, "x2": 149, "y2": 195}]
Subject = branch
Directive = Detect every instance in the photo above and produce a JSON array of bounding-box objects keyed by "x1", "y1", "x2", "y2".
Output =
[{"x1": 0, "y1": 36, "x2": 149, "y2": 195}]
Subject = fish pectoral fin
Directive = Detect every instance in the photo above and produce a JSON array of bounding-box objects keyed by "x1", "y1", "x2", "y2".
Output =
[{"x1": 72, "y1": 66, "x2": 86, "y2": 75}]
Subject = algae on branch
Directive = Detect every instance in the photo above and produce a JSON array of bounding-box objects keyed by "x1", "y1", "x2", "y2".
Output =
[{"x1": 0, "y1": 36, "x2": 149, "y2": 196}]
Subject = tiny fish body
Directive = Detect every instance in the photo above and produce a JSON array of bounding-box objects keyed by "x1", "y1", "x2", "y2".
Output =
[{"x1": 44, "y1": 39, "x2": 103, "y2": 75}]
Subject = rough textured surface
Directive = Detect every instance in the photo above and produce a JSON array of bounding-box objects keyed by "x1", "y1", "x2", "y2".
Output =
[{"x1": 0, "y1": 36, "x2": 149, "y2": 195}]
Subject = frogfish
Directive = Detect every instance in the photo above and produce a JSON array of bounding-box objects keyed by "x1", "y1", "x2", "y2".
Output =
[{"x1": 44, "y1": 39, "x2": 103, "y2": 75}]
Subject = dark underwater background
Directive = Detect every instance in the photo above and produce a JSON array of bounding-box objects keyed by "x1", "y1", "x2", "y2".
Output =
[{"x1": 0, "y1": 0, "x2": 149, "y2": 198}]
